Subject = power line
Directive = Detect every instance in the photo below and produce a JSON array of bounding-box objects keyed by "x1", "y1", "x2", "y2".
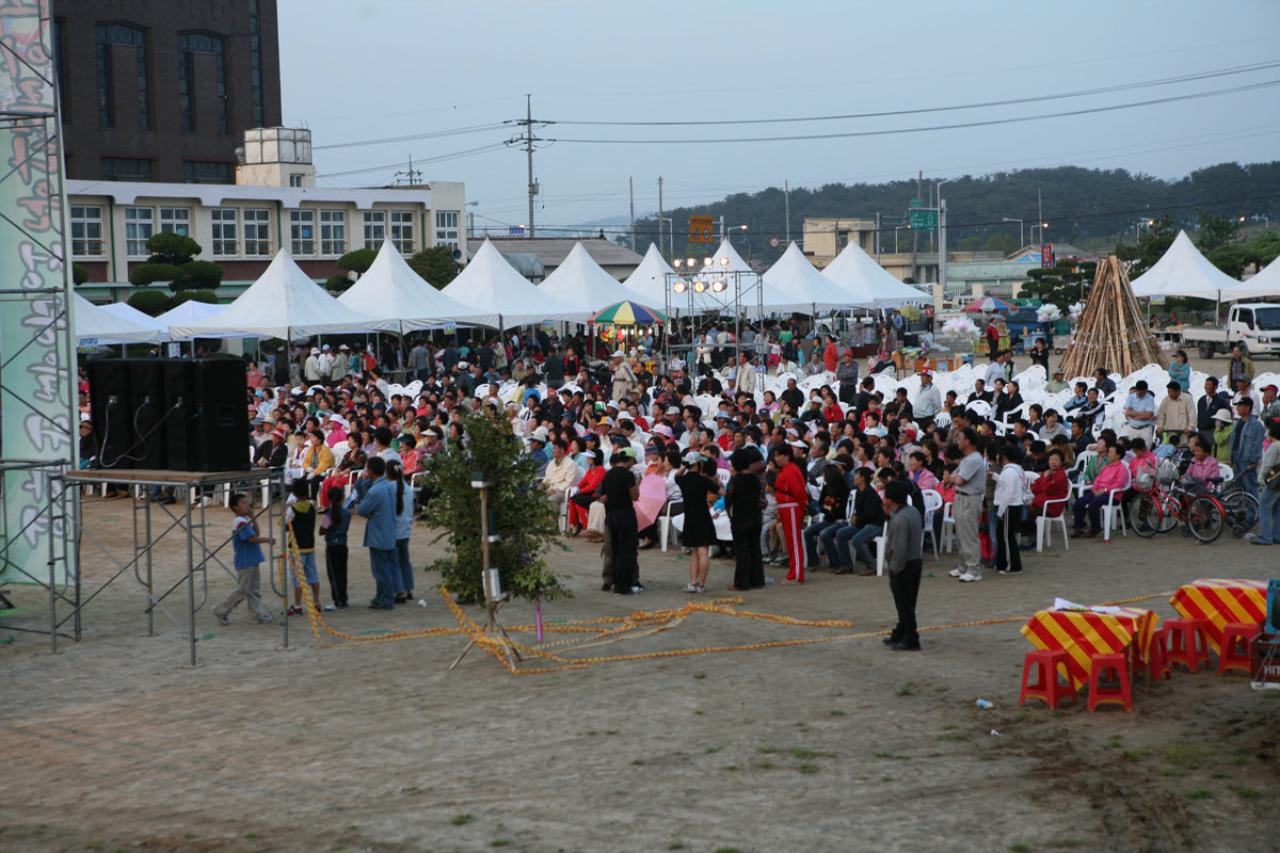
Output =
[
  {"x1": 313, "y1": 122, "x2": 509, "y2": 151},
  {"x1": 314, "y1": 142, "x2": 508, "y2": 179},
  {"x1": 549, "y1": 79, "x2": 1280, "y2": 145},
  {"x1": 551, "y1": 60, "x2": 1280, "y2": 126}
]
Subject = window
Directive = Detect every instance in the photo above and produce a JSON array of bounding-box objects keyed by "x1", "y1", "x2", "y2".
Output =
[
  {"x1": 159, "y1": 207, "x2": 190, "y2": 236},
  {"x1": 177, "y1": 32, "x2": 228, "y2": 134},
  {"x1": 434, "y1": 210, "x2": 460, "y2": 249},
  {"x1": 95, "y1": 23, "x2": 148, "y2": 130},
  {"x1": 70, "y1": 206, "x2": 104, "y2": 257},
  {"x1": 390, "y1": 210, "x2": 414, "y2": 254},
  {"x1": 290, "y1": 209, "x2": 315, "y2": 255},
  {"x1": 289, "y1": 173, "x2": 304, "y2": 188},
  {"x1": 101, "y1": 157, "x2": 154, "y2": 182},
  {"x1": 363, "y1": 211, "x2": 386, "y2": 248},
  {"x1": 183, "y1": 161, "x2": 233, "y2": 184},
  {"x1": 319, "y1": 210, "x2": 346, "y2": 256},
  {"x1": 124, "y1": 207, "x2": 154, "y2": 257},
  {"x1": 243, "y1": 208, "x2": 271, "y2": 256},
  {"x1": 211, "y1": 208, "x2": 238, "y2": 256},
  {"x1": 248, "y1": 0, "x2": 264, "y2": 127}
]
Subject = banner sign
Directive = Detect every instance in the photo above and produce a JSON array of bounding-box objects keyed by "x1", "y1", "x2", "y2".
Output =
[{"x1": 1, "y1": 0, "x2": 77, "y2": 585}]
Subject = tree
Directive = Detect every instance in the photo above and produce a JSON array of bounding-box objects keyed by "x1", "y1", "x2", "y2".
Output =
[
  {"x1": 1020, "y1": 260, "x2": 1096, "y2": 312},
  {"x1": 325, "y1": 273, "x2": 352, "y2": 293},
  {"x1": 72, "y1": 262, "x2": 90, "y2": 285},
  {"x1": 176, "y1": 259, "x2": 223, "y2": 292},
  {"x1": 336, "y1": 248, "x2": 376, "y2": 276},
  {"x1": 171, "y1": 289, "x2": 219, "y2": 306},
  {"x1": 422, "y1": 411, "x2": 568, "y2": 605},
  {"x1": 1195, "y1": 212, "x2": 1241, "y2": 252},
  {"x1": 1115, "y1": 216, "x2": 1176, "y2": 279},
  {"x1": 129, "y1": 262, "x2": 185, "y2": 287},
  {"x1": 409, "y1": 245, "x2": 462, "y2": 288},
  {"x1": 126, "y1": 289, "x2": 171, "y2": 316},
  {"x1": 145, "y1": 232, "x2": 202, "y2": 265}
]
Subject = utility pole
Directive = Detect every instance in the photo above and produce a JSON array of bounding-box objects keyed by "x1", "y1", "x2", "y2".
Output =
[
  {"x1": 911, "y1": 170, "x2": 921, "y2": 283},
  {"x1": 505, "y1": 94, "x2": 547, "y2": 237},
  {"x1": 1036, "y1": 187, "x2": 1043, "y2": 245},
  {"x1": 628, "y1": 177, "x2": 636, "y2": 251},
  {"x1": 784, "y1": 180, "x2": 791, "y2": 245},
  {"x1": 394, "y1": 155, "x2": 422, "y2": 187},
  {"x1": 937, "y1": 198, "x2": 947, "y2": 315},
  {"x1": 657, "y1": 176, "x2": 665, "y2": 259},
  {"x1": 875, "y1": 211, "x2": 881, "y2": 263}
]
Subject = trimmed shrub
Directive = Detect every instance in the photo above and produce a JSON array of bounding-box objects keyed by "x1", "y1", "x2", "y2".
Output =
[
  {"x1": 176, "y1": 259, "x2": 223, "y2": 291},
  {"x1": 129, "y1": 263, "x2": 184, "y2": 287},
  {"x1": 325, "y1": 273, "x2": 352, "y2": 293},
  {"x1": 171, "y1": 289, "x2": 219, "y2": 306},
  {"x1": 73, "y1": 262, "x2": 90, "y2": 285},
  {"x1": 126, "y1": 289, "x2": 172, "y2": 316},
  {"x1": 336, "y1": 248, "x2": 376, "y2": 275},
  {"x1": 145, "y1": 232, "x2": 202, "y2": 265}
]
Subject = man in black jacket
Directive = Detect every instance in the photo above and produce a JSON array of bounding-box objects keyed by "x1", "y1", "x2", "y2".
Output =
[{"x1": 1196, "y1": 376, "x2": 1231, "y2": 434}]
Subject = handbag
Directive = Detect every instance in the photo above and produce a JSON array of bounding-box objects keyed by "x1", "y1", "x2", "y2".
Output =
[{"x1": 1264, "y1": 465, "x2": 1280, "y2": 492}]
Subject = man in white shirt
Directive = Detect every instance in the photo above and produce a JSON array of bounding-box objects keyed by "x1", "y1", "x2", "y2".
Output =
[
  {"x1": 303, "y1": 347, "x2": 323, "y2": 383},
  {"x1": 914, "y1": 370, "x2": 942, "y2": 427},
  {"x1": 316, "y1": 345, "x2": 334, "y2": 379},
  {"x1": 736, "y1": 352, "x2": 758, "y2": 396},
  {"x1": 542, "y1": 439, "x2": 579, "y2": 511}
]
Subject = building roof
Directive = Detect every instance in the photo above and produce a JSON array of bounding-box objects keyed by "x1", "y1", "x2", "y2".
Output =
[
  {"x1": 66, "y1": 179, "x2": 435, "y2": 208},
  {"x1": 478, "y1": 237, "x2": 644, "y2": 271},
  {"x1": 1008, "y1": 243, "x2": 1092, "y2": 262}
]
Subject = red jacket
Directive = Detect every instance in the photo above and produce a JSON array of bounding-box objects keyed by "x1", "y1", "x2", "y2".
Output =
[
  {"x1": 774, "y1": 461, "x2": 807, "y2": 507},
  {"x1": 823, "y1": 342, "x2": 838, "y2": 372},
  {"x1": 1030, "y1": 468, "x2": 1069, "y2": 516}
]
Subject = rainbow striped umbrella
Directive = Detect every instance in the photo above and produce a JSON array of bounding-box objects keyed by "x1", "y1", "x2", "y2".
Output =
[{"x1": 590, "y1": 300, "x2": 666, "y2": 326}]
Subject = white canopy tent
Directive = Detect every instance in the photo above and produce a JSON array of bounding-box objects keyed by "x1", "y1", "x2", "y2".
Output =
[
  {"x1": 821, "y1": 241, "x2": 929, "y2": 308},
  {"x1": 666, "y1": 238, "x2": 800, "y2": 316},
  {"x1": 169, "y1": 249, "x2": 394, "y2": 340},
  {"x1": 74, "y1": 293, "x2": 163, "y2": 345},
  {"x1": 622, "y1": 243, "x2": 675, "y2": 306},
  {"x1": 1129, "y1": 230, "x2": 1243, "y2": 301},
  {"x1": 337, "y1": 239, "x2": 499, "y2": 330},
  {"x1": 441, "y1": 238, "x2": 587, "y2": 327},
  {"x1": 538, "y1": 241, "x2": 637, "y2": 315},
  {"x1": 156, "y1": 299, "x2": 231, "y2": 340},
  {"x1": 100, "y1": 301, "x2": 165, "y2": 335},
  {"x1": 762, "y1": 242, "x2": 854, "y2": 312},
  {"x1": 1226, "y1": 254, "x2": 1280, "y2": 300}
]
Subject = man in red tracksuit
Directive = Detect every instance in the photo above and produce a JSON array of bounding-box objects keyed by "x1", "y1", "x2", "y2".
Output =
[{"x1": 772, "y1": 442, "x2": 808, "y2": 584}]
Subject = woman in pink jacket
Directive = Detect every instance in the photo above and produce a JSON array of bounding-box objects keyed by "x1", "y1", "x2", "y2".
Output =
[{"x1": 1071, "y1": 442, "x2": 1128, "y2": 538}]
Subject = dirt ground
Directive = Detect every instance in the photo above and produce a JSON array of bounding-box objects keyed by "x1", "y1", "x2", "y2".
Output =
[{"x1": 2, "y1": 481, "x2": 1279, "y2": 853}]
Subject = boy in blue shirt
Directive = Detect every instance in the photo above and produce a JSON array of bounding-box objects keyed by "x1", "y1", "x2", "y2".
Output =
[{"x1": 214, "y1": 492, "x2": 274, "y2": 625}]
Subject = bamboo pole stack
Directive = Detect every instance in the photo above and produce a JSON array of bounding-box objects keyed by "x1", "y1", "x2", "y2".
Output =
[{"x1": 1059, "y1": 255, "x2": 1167, "y2": 378}]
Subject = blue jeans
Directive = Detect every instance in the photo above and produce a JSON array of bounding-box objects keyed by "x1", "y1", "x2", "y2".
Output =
[
  {"x1": 1236, "y1": 467, "x2": 1259, "y2": 527},
  {"x1": 368, "y1": 547, "x2": 398, "y2": 607},
  {"x1": 833, "y1": 523, "x2": 882, "y2": 569},
  {"x1": 1258, "y1": 485, "x2": 1280, "y2": 544},
  {"x1": 804, "y1": 519, "x2": 841, "y2": 565},
  {"x1": 395, "y1": 538, "x2": 414, "y2": 594}
]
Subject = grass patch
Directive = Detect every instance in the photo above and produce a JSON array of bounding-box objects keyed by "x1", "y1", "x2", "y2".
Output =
[
  {"x1": 829, "y1": 709, "x2": 846, "y2": 717},
  {"x1": 873, "y1": 751, "x2": 911, "y2": 760},
  {"x1": 941, "y1": 723, "x2": 959, "y2": 731},
  {"x1": 790, "y1": 748, "x2": 835, "y2": 759},
  {"x1": 1120, "y1": 748, "x2": 1151, "y2": 762},
  {"x1": 757, "y1": 746, "x2": 780, "y2": 755},
  {"x1": 705, "y1": 745, "x2": 722, "y2": 754},
  {"x1": 1229, "y1": 785, "x2": 1262, "y2": 799},
  {"x1": 693, "y1": 672, "x2": 706, "y2": 680},
  {"x1": 1161, "y1": 742, "x2": 1215, "y2": 769},
  {"x1": 797, "y1": 763, "x2": 821, "y2": 774},
  {"x1": 668, "y1": 844, "x2": 685, "y2": 851},
  {"x1": 491, "y1": 841, "x2": 511, "y2": 849},
  {"x1": 937, "y1": 733, "x2": 969, "y2": 742},
  {"x1": 1046, "y1": 840, "x2": 1085, "y2": 849},
  {"x1": 752, "y1": 760, "x2": 777, "y2": 770},
  {"x1": 693, "y1": 709, "x2": 705, "y2": 716},
  {"x1": 604, "y1": 729, "x2": 619, "y2": 736},
  {"x1": 722, "y1": 765, "x2": 739, "y2": 772},
  {"x1": 896, "y1": 682, "x2": 917, "y2": 697},
  {"x1": 714, "y1": 848, "x2": 744, "y2": 853},
  {"x1": 1009, "y1": 844, "x2": 1032, "y2": 853},
  {"x1": 451, "y1": 814, "x2": 474, "y2": 827},
  {"x1": 1186, "y1": 789, "x2": 1214, "y2": 800},
  {"x1": 631, "y1": 759, "x2": 645, "y2": 766}
]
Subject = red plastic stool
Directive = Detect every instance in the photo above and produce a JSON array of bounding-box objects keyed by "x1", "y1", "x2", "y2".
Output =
[
  {"x1": 1164, "y1": 618, "x2": 1209, "y2": 673},
  {"x1": 1019, "y1": 649, "x2": 1075, "y2": 709},
  {"x1": 1087, "y1": 652, "x2": 1133, "y2": 712},
  {"x1": 1218, "y1": 622, "x2": 1261, "y2": 675},
  {"x1": 1146, "y1": 627, "x2": 1171, "y2": 681}
]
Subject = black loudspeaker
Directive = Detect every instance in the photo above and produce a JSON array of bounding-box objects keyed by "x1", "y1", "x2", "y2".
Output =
[
  {"x1": 163, "y1": 360, "x2": 197, "y2": 471},
  {"x1": 193, "y1": 359, "x2": 249, "y2": 471},
  {"x1": 127, "y1": 360, "x2": 167, "y2": 469},
  {"x1": 86, "y1": 359, "x2": 132, "y2": 469}
]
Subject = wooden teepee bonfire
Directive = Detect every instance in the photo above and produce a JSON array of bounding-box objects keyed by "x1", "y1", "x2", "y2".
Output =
[{"x1": 1059, "y1": 255, "x2": 1166, "y2": 377}]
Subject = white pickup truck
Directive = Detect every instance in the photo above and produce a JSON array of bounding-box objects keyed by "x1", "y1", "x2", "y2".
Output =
[{"x1": 1177, "y1": 303, "x2": 1280, "y2": 358}]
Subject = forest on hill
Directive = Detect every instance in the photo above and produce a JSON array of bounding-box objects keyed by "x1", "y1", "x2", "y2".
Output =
[{"x1": 629, "y1": 161, "x2": 1280, "y2": 264}]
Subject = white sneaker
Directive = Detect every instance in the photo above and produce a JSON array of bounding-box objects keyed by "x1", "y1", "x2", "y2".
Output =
[
  {"x1": 948, "y1": 567, "x2": 964, "y2": 578},
  {"x1": 322, "y1": 603, "x2": 336, "y2": 612},
  {"x1": 683, "y1": 583, "x2": 699, "y2": 593},
  {"x1": 215, "y1": 613, "x2": 230, "y2": 626},
  {"x1": 630, "y1": 585, "x2": 644, "y2": 594},
  {"x1": 255, "y1": 613, "x2": 274, "y2": 623},
  {"x1": 958, "y1": 571, "x2": 982, "y2": 583}
]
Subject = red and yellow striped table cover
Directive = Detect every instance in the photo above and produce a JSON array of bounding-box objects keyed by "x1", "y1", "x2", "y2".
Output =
[
  {"x1": 1021, "y1": 607, "x2": 1159, "y2": 690},
  {"x1": 1169, "y1": 578, "x2": 1268, "y2": 655}
]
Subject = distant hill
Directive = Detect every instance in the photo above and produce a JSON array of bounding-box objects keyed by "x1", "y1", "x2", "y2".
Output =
[{"x1": 628, "y1": 161, "x2": 1280, "y2": 265}]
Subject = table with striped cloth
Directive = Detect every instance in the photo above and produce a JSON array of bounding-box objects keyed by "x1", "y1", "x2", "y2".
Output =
[
  {"x1": 1169, "y1": 578, "x2": 1268, "y2": 655},
  {"x1": 1021, "y1": 607, "x2": 1159, "y2": 690}
]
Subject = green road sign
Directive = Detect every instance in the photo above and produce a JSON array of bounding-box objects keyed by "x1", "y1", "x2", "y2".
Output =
[{"x1": 908, "y1": 208, "x2": 937, "y2": 230}]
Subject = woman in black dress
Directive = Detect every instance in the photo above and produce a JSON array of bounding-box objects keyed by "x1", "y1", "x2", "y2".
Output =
[
  {"x1": 601, "y1": 450, "x2": 641, "y2": 595},
  {"x1": 677, "y1": 453, "x2": 722, "y2": 593},
  {"x1": 726, "y1": 447, "x2": 765, "y2": 590}
]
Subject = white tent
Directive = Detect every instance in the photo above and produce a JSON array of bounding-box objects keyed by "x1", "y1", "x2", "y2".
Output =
[
  {"x1": 337, "y1": 239, "x2": 499, "y2": 330},
  {"x1": 74, "y1": 293, "x2": 163, "y2": 345},
  {"x1": 821, "y1": 241, "x2": 929, "y2": 308},
  {"x1": 169, "y1": 249, "x2": 394, "y2": 340},
  {"x1": 665, "y1": 238, "x2": 800, "y2": 316},
  {"x1": 101, "y1": 301, "x2": 165, "y2": 334},
  {"x1": 1227, "y1": 254, "x2": 1280, "y2": 300},
  {"x1": 156, "y1": 299, "x2": 231, "y2": 340},
  {"x1": 762, "y1": 242, "x2": 854, "y2": 312},
  {"x1": 1130, "y1": 230, "x2": 1242, "y2": 301},
  {"x1": 538, "y1": 241, "x2": 637, "y2": 315},
  {"x1": 622, "y1": 243, "x2": 676, "y2": 307},
  {"x1": 441, "y1": 238, "x2": 586, "y2": 327}
]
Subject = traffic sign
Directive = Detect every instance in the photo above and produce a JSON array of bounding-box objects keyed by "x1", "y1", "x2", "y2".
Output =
[
  {"x1": 688, "y1": 215, "x2": 715, "y2": 243},
  {"x1": 908, "y1": 208, "x2": 937, "y2": 230}
]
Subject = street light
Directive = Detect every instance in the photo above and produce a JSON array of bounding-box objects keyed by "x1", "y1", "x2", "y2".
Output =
[
  {"x1": 659, "y1": 216, "x2": 675, "y2": 258},
  {"x1": 1002, "y1": 217, "x2": 1024, "y2": 247},
  {"x1": 1032, "y1": 221, "x2": 1049, "y2": 244}
]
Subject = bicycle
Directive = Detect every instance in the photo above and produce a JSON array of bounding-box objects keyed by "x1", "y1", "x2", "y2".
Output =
[
  {"x1": 1129, "y1": 478, "x2": 1225, "y2": 543},
  {"x1": 1215, "y1": 474, "x2": 1260, "y2": 538}
]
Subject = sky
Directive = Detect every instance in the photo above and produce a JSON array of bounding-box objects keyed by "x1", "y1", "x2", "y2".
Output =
[{"x1": 279, "y1": 0, "x2": 1280, "y2": 232}]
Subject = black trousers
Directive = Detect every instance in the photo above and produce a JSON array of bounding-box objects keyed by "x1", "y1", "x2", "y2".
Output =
[
  {"x1": 325, "y1": 543, "x2": 349, "y2": 607},
  {"x1": 732, "y1": 517, "x2": 764, "y2": 589},
  {"x1": 606, "y1": 510, "x2": 639, "y2": 593},
  {"x1": 889, "y1": 558, "x2": 923, "y2": 645},
  {"x1": 995, "y1": 510, "x2": 1023, "y2": 573}
]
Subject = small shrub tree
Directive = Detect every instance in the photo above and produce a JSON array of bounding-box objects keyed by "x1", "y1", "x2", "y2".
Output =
[
  {"x1": 422, "y1": 411, "x2": 568, "y2": 605},
  {"x1": 72, "y1": 262, "x2": 90, "y2": 285},
  {"x1": 171, "y1": 289, "x2": 219, "y2": 306},
  {"x1": 126, "y1": 289, "x2": 172, "y2": 316},
  {"x1": 145, "y1": 232, "x2": 202, "y2": 265},
  {"x1": 336, "y1": 248, "x2": 376, "y2": 277},
  {"x1": 409, "y1": 245, "x2": 462, "y2": 289},
  {"x1": 129, "y1": 262, "x2": 184, "y2": 287},
  {"x1": 176, "y1": 259, "x2": 223, "y2": 291},
  {"x1": 325, "y1": 273, "x2": 353, "y2": 293}
]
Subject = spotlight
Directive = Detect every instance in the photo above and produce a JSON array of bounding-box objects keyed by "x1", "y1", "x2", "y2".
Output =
[
  {"x1": 704, "y1": 257, "x2": 713, "y2": 267},
  {"x1": 711, "y1": 278, "x2": 727, "y2": 293},
  {"x1": 719, "y1": 256, "x2": 729, "y2": 267},
  {"x1": 672, "y1": 280, "x2": 687, "y2": 293},
  {"x1": 672, "y1": 258, "x2": 683, "y2": 269},
  {"x1": 693, "y1": 280, "x2": 707, "y2": 293}
]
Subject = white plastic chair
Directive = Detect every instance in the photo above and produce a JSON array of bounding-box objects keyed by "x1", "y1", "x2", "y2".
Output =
[
  {"x1": 921, "y1": 489, "x2": 943, "y2": 559},
  {"x1": 658, "y1": 500, "x2": 684, "y2": 551},
  {"x1": 717, "y1": 468, "x2": 731, "y2": 488},
  {"x1": 1218, "y1": 463, "x2": 1234, "y2": 482},
  {"x1": 940, "y1": 501, "x2": 956, "y2": 553}
]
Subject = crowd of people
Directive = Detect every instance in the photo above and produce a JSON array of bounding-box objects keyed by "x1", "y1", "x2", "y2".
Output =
[{"x1": 80, "y1": 319, "x2": 1280, "y2": 646}]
